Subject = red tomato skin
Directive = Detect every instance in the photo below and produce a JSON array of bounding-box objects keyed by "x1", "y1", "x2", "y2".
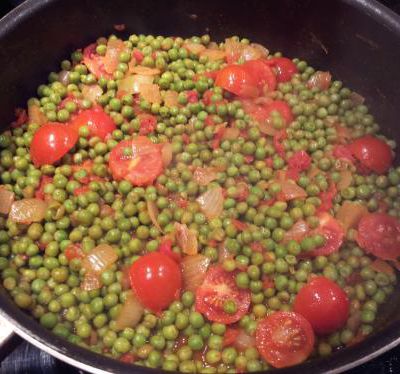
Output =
[
  {"x1": 129, "y1": 252, "x2": 182, "y2": 312},
  {"x1": 243, "y1": 59, "x2": 277, "y2": 91},
  {"x1": 294, "y1": 276, "x2": 350, "y2": 335},
  {"x1": 349, "y1": 135, "x2": 393, "y2": 174},
  {"x1": 265, "y1": 57, "x2": 298, "y2": 83},
  {"x1": 108, "y1": 137, "x2": 163, "y2": 186},
  {"x1": 64, "y1": 244, "x2": 84, "y2": 261},
  {"x1": 69, "y1": 106, "x2": 116, "y2": 140},
  {"x1": 215, "y1": 65, "x2": 259, "y2": 98},
  {"x1": 255, "y1": 311, "x2": 315, "y2": 368},
  {"x1": 309, "y1": 213, "x2": 344, "y2": 257},
  {"x1": 195, "y1": 266, "x2": 251, "y2": 324},
  {"x1": 30, "y1": 123, "x2": 78, "y2": 167},
  {"x1": 264, "y1": 100, "x2": 294, "y2": 125},
  {"x1": 137, "y1": 113, "x2": 157, "y2": 135},
  {"x1": 357, "y1": 213, "x2": 400, "y2": 260}
]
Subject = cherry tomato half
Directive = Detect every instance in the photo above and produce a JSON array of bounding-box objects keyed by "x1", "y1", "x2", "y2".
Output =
[
  {"x1": 349, "y1": 135, "x2": 393, "y2": 174},
  {"x1": 195, "y1": 266, "x2": 251, "y2": 324},
  {"x1": 265, "y1": 57, "x2": 298, "y2": 83},
  {"x1": 309, "y1": 213, "x2": 344, "y2": 257},
  {"x1": 357, "y1": 213, "x2": 400, "y2": 260},
  {"x1": 30, "y1": 123, "x2": 78, "y2": 167},
  {"x1": 129, "y1": 252, "x2": 182, "y2": 312},
  {"x1": 215, "y1": 65, "x2": 259, "y2": 98},
  {"x1": 255, "y1": 311, "x2": 315, "y2": 368},
  {"x1": 108, "y1": 137, "x2": 163, "y2": 186},
  {"x1": 243, "y1": 59, "x2": 277, "y2": 91},
  {"x1": 69, "y1": 106, "x2": 116, "y2": 140},
  {"x1": 294, "y1": 276, "x2": 350, "y2": 335}
]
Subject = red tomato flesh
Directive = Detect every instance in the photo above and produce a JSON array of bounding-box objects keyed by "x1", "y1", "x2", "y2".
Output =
[
  {"x1": 255, "y1": 311, "x2": 315, "y2": 368},
  {"x1": 265, "y1": 57, "x2": 298, "y2": 83},
  {"x1": 30, "y1": 123, "x2": 78, "y2": 167},
  {"x1": 69, "y1": 106, "x2": 116, "y2": 140},
  {"x1": 129, "y1": 252, "x2": 182, "y2": 312},
  {"x1": 349, "y1": 135, "x2": 393, "y2": 174},
  {"x1": 108, "y1": 137, "x2": 163, "y2": 186},
  {"x1": 357, "y1": 213, "x2": 400, "y2": 260},
  {"x1": 215, "y1": 65, "x2": 259, "y2": 98},
  {"x1": 243, "y1": 59, "x2": 277, "y2": 91},
  {"x1": 294, "y1": 276, "x2": 350, "y2": 335},
  {"x1": 195, "y1": 265, "x2": 251, "y2": 324}
]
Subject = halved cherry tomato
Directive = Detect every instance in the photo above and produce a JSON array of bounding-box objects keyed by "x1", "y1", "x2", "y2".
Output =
[
  {"x1": 265, "y1": 57, "x2": 298, "y2": 83},
  {"x1": 69, "y1": 106, "x2": 116, "y2": 140},
  {"x1": 309, "y1": 213, "x2": 344, "y2": 256},
  {"x1": 243, "y1": 59, "x2": 277, "y2": 91},
  {"x1": 195, "y1": 265, "x2": 251, "y2": 324},
  {"x1": 349, "y1": 135, "x2": 393, "y2": 174},
  {"x1": 129, "y1": 252, "x2": 182, "y2": 312},
  {"x1": 30, "y1": 123, "x2": 78, "y2": 167},
  {"x1": 357, "y1": 213, "x2": 400, "y2": 260},
  {"x1": 82, "y1": 43, "x2": 110, "y2": 79},
  {"x1": 255, "y1": 311, "x2": 315, "y2": 368},
  {"x1": 287, "y1": 151, "x2": 311, "y2": 180},
  {"x1": 215, "y1": 65, "x2": 259, "y2": 98},
  {"x1": 108, "y1": 137, "x2": 163, "y2": 186},
  {"x1": 317, "y1": 183, "x2": 337, "y2": 213},
  {"x1": 294, "y1": 276, "x2": 350, "y2": 335}
]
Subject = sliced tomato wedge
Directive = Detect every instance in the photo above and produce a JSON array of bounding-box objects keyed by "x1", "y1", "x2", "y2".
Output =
[
  {"x1": 265, "y1": 57, "x2": 298, "y2": 83},
  {"x1": 69, "y1": 106, "x2": 116, "y2": 140},
  {"x1": 30, "y1": 123, "x2": 78, "y2": 167},
  {"x1": 195, "y1": 265, "x2": 251, "y2": 324},
  {"x1": 309, "y1": 213, "x2": 344, "y2": 257},
  {"x1": 357, "y1": 213, "x2": 400, "y2": 260},
  {"x1": 215, "y1": 65, "x2": 259, "y2": 98},
  {"x1": 255, "y1": 311, "x2": 315, "y2": 368},
  {"x1": 108, "y1": 137, "x2": 163, "y2": 186},
  {"x1": 243, "y1": 59, "x2": 277, "y2": 91}
]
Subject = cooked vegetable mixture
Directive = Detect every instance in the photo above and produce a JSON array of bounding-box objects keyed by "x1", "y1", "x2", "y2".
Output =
[{"x1": 1, "y1": 33, "x2": 400, "y2": 372}]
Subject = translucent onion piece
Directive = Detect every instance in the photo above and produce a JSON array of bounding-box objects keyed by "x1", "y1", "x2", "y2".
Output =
[
  {"x1": 58, "y1": 70, "x2": 70, "y2": 85},
  {"x1": 184, "y1": 42, "x2": 206, "y2": 55},
  {"x1": 181, "y1": 254, "x2": 210, "y2": 292},
  {"x1": 130, "y1": 66, "x2": 160, "y2": 76},
  {"x1": 0, "y1": 187, "x2": 14, "y2": 215},
  {"x1": 370, "y1": 259, "x2": 394, "y2": 275},
  {"x1": 307, "y1": 71, "x2": 332, "y2": 90},
  {"x1": 140, "y1": 83, "x2": 161, "y2": 104},
  {"x1": 250, "y1": 43, "x2": 269, "y2": 58},
  {"x1": 199, "y1": 49, "x2": 226, "y2": 61},
  {"x1": 283, "y1": 220, "x2": 309, "y2": 243},
  {"x1": 82, "y1": 84, "x2": 103, "y2": 103},
  {"x1": 118, "y1": 75, "x2": 154, "y2": 95},
  {"x1": 147, "y1": 200, "x2": 163, "y2": 232},
  {"x1": 221, "y1": 127, "x2": 240, "y2": 140},
  {"x1": 104, "y1": 38, "x2": 125, "y2": 74},
  {"x1": 218, "y1": 241, "x2": 233, "y2": 263},
  {"x1": 81, "y1": 244, "x2": 118, "y2": 274},
  {"x1": 336, "y1": 201, "x2": 368, "y2": 232},
  {"x1": 196, "y1": 186, "x2": 224, "y2": 220},
  {"x1": 175, "y1": 222, "x2": 198, "y2": 255},
  {"x1": 28, "y1": 104, "x2": 47, "y2": 126},
  {"x1": 164, "y1": 90, "x2": 179, "y2": 107},
  {"x1": 337, "y1": 170, "x2": 352, "y2": 191},
  {"x1": 161, "y1": 142, "x2": 173, "y2": 167},
  {"x1": 280, "y1": 180, "x2": 307, "y2": 200},
  {"x1": 81, "y1": 271, "x2": 102, "y2": 291},
  {"x1": 235, "y1": 329, "x2": 256, "y2": 351},
  {"x1": 350, "y1": 92, "x2": 365, "y2": 106},
  {"x1": 115, "y1": 291, "x2": 144, "y2": 331},
  {"x1": 9, "y1": 198, "x2": 47, "y2": 224},
  {"x1": 193, "y1": 167, "x2": 219, "y2": 186}
]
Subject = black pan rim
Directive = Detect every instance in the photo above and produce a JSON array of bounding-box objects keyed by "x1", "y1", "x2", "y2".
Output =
[{"x1": 1, "y1": 0, "x2": 400, "y2": 373}]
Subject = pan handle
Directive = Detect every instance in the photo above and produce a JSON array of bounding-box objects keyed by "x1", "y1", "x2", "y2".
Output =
[{"x1": 0, "y1": 314, "x2": 21, "y2": 360}]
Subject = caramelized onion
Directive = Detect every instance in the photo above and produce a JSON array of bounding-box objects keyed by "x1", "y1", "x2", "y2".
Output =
[
  {"x1": 193, "y1": 167, "x2": 219, "y2": 186},
  {"x1": 28, "y1": 105, "x2": 47, "y2": 126},
  {"x1": 280, "y1": 180, "x2": 307, "y2": 200},
  {"x1": 104, "y1": 38, "x2": 126, "y2": 74},
  {"x1": 221, "y1": 127, "x2": 240, "y2": 140},
  {"x1": 175, "y1": 223, "x2": 198, "y2": 255},
  {"x1": 337, "y1": 170, "x2": 352, "y2": 191},
  {"x1": 81, "y1": 272, "x2": 102, "y2": 291},
  {"x1": 307, "y1": 71, "x2": 332, "y2": 90},
  {"x1": 161, "y1": 142, "x2": 173, "y2": 167},
  {"x1": 147, "y1": 200, "x2": 163, "y2": 232},
  {"x1": 81, "y1": 244, "x2": 118, "y2": 274},
  {"x1": 0, "y1": 187, "x2": 14, "y2": 215},
  {"x1": 140, "y1": 83, "x2": 161, "y2": 104},
  {"x1": 196, "y1": 186, "x2": 224, "y2": 220},
  {"x1": 199, "y1": 49, "x2": 226, "y2": 61},
  {"x1": 115, "y1": 291, "x2": 144, "y2": 330},
  {"x1": 184, "y1": 42, "x2": 206, "y2": 55},
  {"x1": 130, "y1": 66, "x2": 160, "y2": 76},
  {"x1": 181, "y1": 254, "x2": 210, "y2": 292},
  {"x1": 82, "y1": 84, "x2": 103, "y2": 103},
  {"x1": 336, "y1": 201, "x2": 368, "y2": 232},
  {"x1": 9, "y1": 198, "x2": 47, "y2": 224},
  {"x1": 164, "y1": 90, "x2": 179, "y2": 107},
  {"x1": 118, "y1": 75, "x2": 154, "y2": 95},
  {"x1": 283, "y1": 220, "x2": 309, "y2": 242}
]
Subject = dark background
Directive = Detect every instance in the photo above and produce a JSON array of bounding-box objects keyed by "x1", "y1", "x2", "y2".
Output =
[{"x1": 1, "y1": 0, "x2": 400, "y2": 373}]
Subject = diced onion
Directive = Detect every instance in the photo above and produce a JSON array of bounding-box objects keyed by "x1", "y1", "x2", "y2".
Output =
[
  {"x1": 307, "y1": 71, "x2": 332, "y2": 90},
  {"x1": 336, "y1": 201, "x2": 368, "y2": 232},
  {"x1": 350, "y1": 92, "x2": 365, "y2": 106},
  {"x1": 118, "y1": 75, "x2": 154, "y2": 95},
  {"x1": 196, "y1": 186, "x2": 224, "y2": 220},
  {"x1": 130, "y1": 66, "x2": 160, "y2": 76},
  {"x1": 193, "y1": 167, "x2": 219, "y2": 186},
  {"x1": 161, "y1": 142, "x2": 173, "y2": 167},
  {"x1": 181, "y1": 254, "x2": 210, "y2": 292},
  {"x1": 81, "y1": 244, "x2": 118, "y2": 274},
  {"x1": 283, "y1": 220, "x2": 309, "y2": 242},
  {"x1": 199, "y1": 49, "x2": 226, "y2": 61},
  {"x1": 115, "y1": 291, "x2": 144, "y2": 330},
  {"x1": 28, "y1": 105, "x2": 47, "y2": 126},
  {"x1": 370, "y1": 259, "x2": 394, "y2": 275},
  {"x1": 235, "y1": 329, "x2": 256, "y2": 351},
  {"x1": 104, "y1": 38, "x2": 126, "y2": 74},
  {"x1": 221, "y1": 127, "x2": 240, "y2": 140},
  {"x1": 184, "y1": 43, "x2": 206, "y2": 55},
  {"x1": 0, "y1": 187, "x2": 14, "y2": 215},
  {"x1": 81, "y1": 272, "x2": 102, "y2": 291},
  {"x1": 58, "y1": 70, "x2": 70, "y2": 85},
  {"x1": 9, "y1": 198, "x2": 47, "y2": 224},
  {"x1": 175, "y1": 223, "x2": 198, "y2": 255},
  {"x1": 337, "y1": 170, "x2": 352, "y2": 191},
  {"x1": 280, "y1": 180, "x2": 307, "y2": 200},
  {"x1": 81, "y1": 84, "x2": 103, "y2": 103},
  {"x1": 147, "y1": 200, "x2": 163, "y2": 232},
  {"x1": 164, "y1": 90, "x2": 179, "y2": 107},
  {"x1": 218, "y1": 241, "x2": 233, "y2": 263},
  {"x1": 140, "y1": 83, "x2": 161, "y2": 104}
]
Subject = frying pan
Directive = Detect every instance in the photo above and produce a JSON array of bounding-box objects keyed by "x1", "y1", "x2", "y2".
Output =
[{"x1": 1, "y1": 0, "x2": 400, "y2": 373}]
